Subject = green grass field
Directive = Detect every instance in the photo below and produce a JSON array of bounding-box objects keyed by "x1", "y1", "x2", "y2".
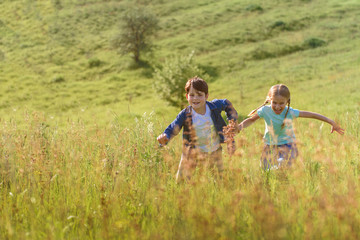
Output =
[{"x1": 1, "y1": 0, "x2": 360, "y2": 239}]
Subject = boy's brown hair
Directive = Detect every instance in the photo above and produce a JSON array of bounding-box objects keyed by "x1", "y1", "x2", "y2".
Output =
[{"x1": 185, "y1": 76, "x2": 208, "y2": 94}]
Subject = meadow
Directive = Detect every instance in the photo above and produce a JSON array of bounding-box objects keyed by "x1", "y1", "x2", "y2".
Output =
[{"x1": 0, "y1": 0, "x2": 360, "y2": 239}]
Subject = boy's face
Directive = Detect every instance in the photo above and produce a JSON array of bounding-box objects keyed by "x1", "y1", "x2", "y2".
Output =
[
  {"x1": 271, "y1": 95, "x2": 288, "y2": 115},
  {"x1": 186, "y1": 86, "x2": 208, "y2": 113}
]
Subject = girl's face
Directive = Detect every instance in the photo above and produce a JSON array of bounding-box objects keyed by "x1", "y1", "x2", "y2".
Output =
[
  {"x1": 186, "y1": 86, "x2": 208, "y2": 114},
  {"x1": 271, "y1": 94, "x2": 288, "y2": 115}
]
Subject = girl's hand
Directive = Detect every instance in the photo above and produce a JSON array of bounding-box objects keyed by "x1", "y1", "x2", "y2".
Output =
[
  {"x1": 331, "y1": 123, "x2": 345, "y2": 135},
  {"x1": 157, "y1": 133, "x2": 169, "y2": 145}
]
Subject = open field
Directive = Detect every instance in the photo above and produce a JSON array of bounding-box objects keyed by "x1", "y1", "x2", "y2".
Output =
[
  {"x1": 0, "y1": 0, "x2": 360, "y2": 239},
  {"x1": 0, "y1": 112, "x2": 359, "y2": 239}
]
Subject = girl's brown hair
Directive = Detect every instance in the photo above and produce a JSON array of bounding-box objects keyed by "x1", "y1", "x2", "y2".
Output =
[
  {"x1": 248, "y1": 84, "x2": 291, "y2": 128},
  {"x1": 185, "y1": 76, "x2": 208, "y2": 94}
]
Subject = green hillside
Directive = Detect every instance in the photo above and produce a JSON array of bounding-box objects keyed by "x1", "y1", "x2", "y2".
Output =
[
  {"x1": 1, "y1": 0, "x2": 359, "y2": 126},
  {"x1": 1, "y1": 1, "x2": 360, "y2": 239}
]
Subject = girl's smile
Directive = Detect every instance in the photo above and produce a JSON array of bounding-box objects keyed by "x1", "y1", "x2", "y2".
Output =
[{"x1": 271, "y1": 95, "x2": 288, "y2": 115}]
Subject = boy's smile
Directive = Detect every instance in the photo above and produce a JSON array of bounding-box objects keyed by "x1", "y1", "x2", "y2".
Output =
[{"x1": 186, "y1": 86, "x2": 208, "y2": 114}]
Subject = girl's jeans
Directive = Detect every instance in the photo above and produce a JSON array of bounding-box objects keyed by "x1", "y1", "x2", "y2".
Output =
[{"x1": 261, "y1": 143, "x2": 298, "y2": 170}]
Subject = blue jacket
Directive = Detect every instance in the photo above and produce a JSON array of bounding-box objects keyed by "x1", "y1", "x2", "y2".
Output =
[{"x1": 163, "y1": 99, "x2": 238, "y2": 147}]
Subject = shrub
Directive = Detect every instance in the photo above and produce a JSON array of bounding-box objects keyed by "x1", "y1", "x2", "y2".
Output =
[
  {"x1": 269, "y1": 20, "x2": 287, "y2": 31},
  {"x1": 269, "y1": 18, "x2": 311, "y2": 33},
  {"x1": 245, "y1": 4, "x2": 263, "y2": 12},
  {"x1": 302, "y1": 38, "x2": 327, "y2": 49},
  {"x1": 88, "y1": 58, "x2": 102, "y2": 68},
  {"x1": 153, "y1": 51, "x2": 209, "y2": 109}
]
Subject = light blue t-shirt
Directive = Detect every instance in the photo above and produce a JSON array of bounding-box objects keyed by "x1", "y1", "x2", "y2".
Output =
[{"x1": 257, "y1": 105, "x2": 300, "y2": 145}]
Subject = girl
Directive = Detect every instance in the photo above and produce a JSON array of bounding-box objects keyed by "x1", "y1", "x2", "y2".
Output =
[{"x1": 238, "y1": 84, "x2": 344, "y2": 170}]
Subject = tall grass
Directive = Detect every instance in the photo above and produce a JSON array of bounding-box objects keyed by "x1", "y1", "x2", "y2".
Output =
[{"x1": 0, "y1": 111, "x2": 359, "y2": 239}]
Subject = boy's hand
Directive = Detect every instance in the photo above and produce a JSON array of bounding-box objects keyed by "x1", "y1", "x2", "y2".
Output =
[
  {"x1": 157, "y1": 133, "x2": 169, "y2": 146},
  {"x1": 331, "y1": 123, "x2": 345, "y2": 135}
]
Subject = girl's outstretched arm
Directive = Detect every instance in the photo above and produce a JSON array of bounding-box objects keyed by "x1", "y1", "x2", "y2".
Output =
[
  {"x1": 238, "y1": 113, "x2": 260, "y2": 131},
  {"x1": 298, "y1": 111, "x2": 345, "y2": 135}
]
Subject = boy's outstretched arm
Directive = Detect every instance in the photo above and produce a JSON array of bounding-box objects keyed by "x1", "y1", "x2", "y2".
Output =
[
  {"x1": 157, "y1": 110, "x2": 185, "y2": 147},
  {"x1": 298, "y1": 111, "x2": 345, "y2": 135},
  {"x1": 238, "y1": 114, "x2": 260, "y2": 131},
  {"x1": 157, "y1": 124, "x2": 182, "y2": 146}
]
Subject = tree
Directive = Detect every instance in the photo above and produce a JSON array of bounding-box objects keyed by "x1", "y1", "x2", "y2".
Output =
[
  {"x1": 113, "y1": 7, "x2": 158, "y2": 63},
  {"x1": 153, "y1": 51, "x2": 209, "y2": 109}
]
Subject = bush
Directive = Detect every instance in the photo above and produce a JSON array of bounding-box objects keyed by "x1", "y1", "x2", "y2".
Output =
[
  {"x1": 268, "y1": 18, "x2": 311, "y2": 33},
  {"x1": 302, "y1": 38, "x2": 327, "y2": 49},
  {"x1": 153, "y1": 51, "x2": 209, "y2": 109},
  {"x1": 88, "y1": 58, "x2": 102, "y2": 68},
  {"x1": 245, "y1": 4, "x2": 263, "y2": 12},
  {"x1": 269, "y1": 20, "x2": 287, "y2": 31}
]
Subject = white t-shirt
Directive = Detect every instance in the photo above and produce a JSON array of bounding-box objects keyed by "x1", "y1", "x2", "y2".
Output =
[{"x1": 192, "y1": 105, "x2": 220, "y2": 152}]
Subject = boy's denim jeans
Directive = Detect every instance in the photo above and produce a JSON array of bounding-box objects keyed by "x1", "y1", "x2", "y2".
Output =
[{"x1": 176, "y1": 146, "x2": 223, "y2": 182}]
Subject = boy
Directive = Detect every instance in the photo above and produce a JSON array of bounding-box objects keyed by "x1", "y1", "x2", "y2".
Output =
[{"x1": 157, "y1": 76, "x2": 238, "y2": 181}]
